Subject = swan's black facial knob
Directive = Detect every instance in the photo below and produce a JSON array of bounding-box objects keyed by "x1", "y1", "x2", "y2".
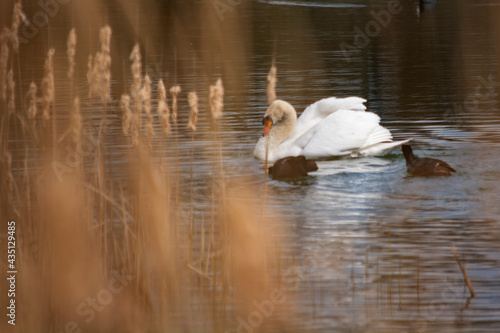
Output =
[
  {"x1": 262, "y1": 115, "x2": 272, "y2": 126},
  {"x1": 262, "y1": 116, "x2": 273, "y2": 136}
]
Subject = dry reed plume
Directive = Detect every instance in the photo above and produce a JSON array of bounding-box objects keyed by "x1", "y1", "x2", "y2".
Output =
[
  {"x1": 42, "y1": 49, "x2": 55, "y2": 121},
  {"x1": 209, "y1": 78, "x2": 224, "y2": 119},
  {"x1": 187, "y1": 91, "x2": 199, "y2": 131},
  {"x1": 157, "y1": 79, "x2": 170, "y2": 136},
  {"x1": 121, "y1": 93, "x2": 132, "y2": 135},
  {"x1": 142, "y1": 75, "x2": 152, "y2": 115},
  {"x1": 130, "y1": 44, "x2": 142, "y2": 101},
  {"x1": 88, "y1": 26, "x2": 112, "y2": 104},
  {"x1": 0, "y1": 1, "x2": 25, "y2": 101},
  {"x1": 130, "y1": 44, "x2": 142, "y2": 146},
  {"x1": 1, "y1": 4, "x2": 293, "y2": 330},
  {"x1": 170, "y1": 85, "x2": 181, "y2": 125},
  {"x1": 10, "y1": 0, "x2": 26, "y2": 53},
  {"x1": 28, "y1": 81, "x2": 37, "y2": 120},
  {"x1": 98, "y1": 26, "x2": 112, "y2": 104},
  {"x1": 267, "y1": 63, "x2": 277, "y2": 104},
  {"x1": 67, "y1": 28, "x2": 77, "y2": 79}
]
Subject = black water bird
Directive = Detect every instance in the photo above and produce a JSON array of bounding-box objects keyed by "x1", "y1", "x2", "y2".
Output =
[
  {"x1": 420, "y1": 0, "x2": 438, "y2": 11},
  {"x1": 268, "y1": 156, "x2": 318, "y2": 180},
  {"x1": 402, "y1": 145, "x2": 456, "y2": 176}
]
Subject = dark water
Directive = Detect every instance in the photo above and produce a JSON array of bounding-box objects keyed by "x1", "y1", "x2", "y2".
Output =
[{"x1": 9, "y1": 0, "x2": 500, "y2": 331}]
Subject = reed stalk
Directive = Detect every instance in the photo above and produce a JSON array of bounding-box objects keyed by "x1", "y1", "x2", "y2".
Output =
[
  {"x1": 142, "y1": 75, "x2": 153, "y2": 150},
  {"x1": 187, "y1": 91, "x2": 198, "y2": 265},
  {"x1": 2, "y1": 6, "x2": 295, "y2": 330},
  {"x1": 170, "y1": 84, "x2": 182, "y2": 224},
  {"x1": 70, "y1": 96, "x2": 81, "y2": 144},
  {"x1": 451, "y1": 245, "x2": 475, "y2": 298},
  {"x1": 130, "y1": 44, "x2": 142, "y2": 147},
  {"x1": 170, "y1": 85, "x2": 181, "y2": 126},
  {"x1": 7, "y1": 68, "x2": 15, "y2": 115},
  {"x1": 157, "y1": 79, "x2": 170, "y2": 137},
  {"x1": 121, "y1": 93, "x2": 132, "y2": 136},
  {"x1": 0, "y1": 31, "x2": 9, "y2": 102},
  {"x1": 267, "y1": 63, "x2": 277, "y2": 104}
]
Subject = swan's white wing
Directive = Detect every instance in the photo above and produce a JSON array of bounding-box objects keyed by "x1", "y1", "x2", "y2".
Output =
[
  {"x1": 293, "y1": 109, "x2": 386, "y2": 159},
  {"x1": 285, "y1": 97, "x2": 367, "y2": 144},
  {"x1": 354, "y1": 138, "x2": 412, "y2": 157}
]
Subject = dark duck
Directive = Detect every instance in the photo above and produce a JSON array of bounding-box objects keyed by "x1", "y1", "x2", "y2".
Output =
[
  {"x1": 402, "y1": 145, "x2": 456, "y2": 176},
  {"x1": 268, "y1": 156, "x2": 318, "y2": 180}
]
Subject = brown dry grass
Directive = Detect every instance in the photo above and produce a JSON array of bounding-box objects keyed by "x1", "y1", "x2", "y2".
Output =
[{"x1": 0, "y1": 2, "x2": 288, "y2": 333}]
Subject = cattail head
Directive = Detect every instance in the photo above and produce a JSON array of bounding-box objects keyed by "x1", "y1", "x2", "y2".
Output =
[
  {"x1": 42, "y1": 48, "x2": 55, "y2": 121},
  {"x1": 99, "y1": 25, "x2": 112, "y2": 55},
  {"x1": 267, "y1": 63, "x2": 277, "y2": 104},
  {"x1": 187, "y1": 91, "x2": 198, "y2": 131},
  {"x1": 157, "y1": 80, "x2": 168, "y2": 115},
  {"x1": 169, "y1": 85, "x2": 181, "y2": 125},
  {"x1": 97, "y1": 26, "x2": 112, "y2": 104},
  {"x1": 67, "y1": 28, "x2": 77, "y2": 79},
  {"x1": 130, "y1": 44, "x2": 142, "y2": 101},
  {"x1": 28, "y1": 81, "x2": 37, "y2": 120},
  {"x1": 209, "y1": 78, "x2": 224, "y2": 120},
  {"x1": 98, "y1": 26, "x2": 111, "y2": 103},
  {"x1": 70, "y1": 97, "x2": 81, "y2": 143},
  {"x1": 120, "y1": 94, "x2": 132, "y2": 136},
  {"x1": 7, "y1": 68, "x2": 15, "y2": 115},
  {"x1": 87, "y1": 26, "x2": 112, "y2": 104},
  {"x1": 158, "y1": 80, "x2": 170, "y2": 137},
  {"x1": 142, "y1": 75, "x2": 152, "y2": 115},
  {"x1": 87, "y1": 55, "x2": 100, "y2": 99},
  {"x1": 10, "y1": 0, "x2": 26, "y2": 53}
]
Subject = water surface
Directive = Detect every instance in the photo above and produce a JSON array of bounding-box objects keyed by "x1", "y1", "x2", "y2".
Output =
[{"x1": 11, "y1": 0, "x2": 500, "y2": 331}]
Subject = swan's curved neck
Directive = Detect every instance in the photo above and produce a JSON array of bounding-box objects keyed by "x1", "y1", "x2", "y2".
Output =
[{"x1": 267, "y1": 105, "x2": 297, "y2": 147}]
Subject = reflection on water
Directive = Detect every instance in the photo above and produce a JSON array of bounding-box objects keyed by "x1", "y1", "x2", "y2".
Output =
[{"x1": 5, "y1": 0, "x2": 500, "y2": 331}]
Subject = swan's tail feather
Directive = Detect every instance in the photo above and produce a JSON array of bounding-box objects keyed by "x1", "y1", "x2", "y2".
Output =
[
  {"x1": 351, "y1": 138, "x2": 412, "y2": 157},
  {"x1": 363, "y1": 126, "x2": 393, "y2": 148}
]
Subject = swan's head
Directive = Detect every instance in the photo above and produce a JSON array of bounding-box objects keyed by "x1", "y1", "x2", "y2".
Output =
[{"x1": 261, "y1": 100, "x2": 296, "y2": 136}]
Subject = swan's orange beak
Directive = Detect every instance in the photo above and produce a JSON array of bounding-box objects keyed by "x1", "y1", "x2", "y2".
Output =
[{"x1": 263, "y1": 119, "x2": 273, "y2": 136}]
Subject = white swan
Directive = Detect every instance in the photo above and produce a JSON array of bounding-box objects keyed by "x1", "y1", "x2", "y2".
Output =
[{"x1": 254, "y1": 97, "x2": 411, "y2": 162}]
